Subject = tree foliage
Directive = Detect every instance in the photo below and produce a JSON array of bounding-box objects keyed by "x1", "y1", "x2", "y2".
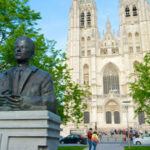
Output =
[
  {"x1": 130, "y1": 53, "x2": 150, "y2": 124},
  {"x1": 0, "y1": 0, "x2": 91, "y2": 124}
]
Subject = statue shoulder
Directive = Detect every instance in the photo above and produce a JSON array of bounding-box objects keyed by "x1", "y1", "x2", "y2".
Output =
[
  {"x1": 30, "y1": 66, "x2": 38, "y2": 72},
  {"x1": 4, "y1": 67, "x2": 16, "y2": 75},
  {"x1": 34, "y1": 67, "x2": 52, "y2": 79},
  {"x1": 0, "y1": 73, "x2": 3, "y2": 80}
]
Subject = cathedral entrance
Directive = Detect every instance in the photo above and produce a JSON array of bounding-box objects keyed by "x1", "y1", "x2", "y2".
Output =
[{"x1": 105, "y1": 100, "x2": 120, "y2": 125}]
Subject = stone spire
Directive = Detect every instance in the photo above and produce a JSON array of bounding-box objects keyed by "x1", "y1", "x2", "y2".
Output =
[
  {"x1": 106, "y1": 17, "x2": 111, "y2": 33},
  {"x1": 72, "y1": 0, "x2": 79, "y2": 6}
]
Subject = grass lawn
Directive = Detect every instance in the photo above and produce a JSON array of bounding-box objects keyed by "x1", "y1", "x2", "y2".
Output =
[
  {"x1": 58, "y1": 146, "x2": 87, "y2": 150},
  {"x1": 124, "y1": 146, "x2": 150, "y2": 150}
]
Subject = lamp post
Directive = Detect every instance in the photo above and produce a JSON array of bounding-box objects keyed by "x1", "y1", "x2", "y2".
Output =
[
  {"x1": 123, "y1": 101, "x2": 131, "y2": 149},
  {"x1": 95, "y1": 122, "x2": 97, "y2": 130}
]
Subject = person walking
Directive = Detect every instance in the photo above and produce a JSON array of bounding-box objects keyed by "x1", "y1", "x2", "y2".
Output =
[
  {"x1": 91, "y1": 131, "x2": 100, "y2": 150},
  {"x1": 87, "y1": 128, "x2": 93, "y2": 150},
  {"x1": 98, "y1": 131, "x2": 102, "y2": 141}
]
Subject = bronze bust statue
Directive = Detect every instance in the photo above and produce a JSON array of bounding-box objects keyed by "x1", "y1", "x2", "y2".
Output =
[{"x1": 0, "y1": 37, "x2": 57, "y2": 113}]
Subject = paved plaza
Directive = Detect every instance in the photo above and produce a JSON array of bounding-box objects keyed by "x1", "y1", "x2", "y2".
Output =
[
  {"x1": 84, "y1": 137, "x2": 126, "y2": 150},
  {"x1": 84, "y1": 144, "x2": 124, "y2": 150},
  {"x1": 59, "y1": 137, "x2": 150, "y2": 150}
]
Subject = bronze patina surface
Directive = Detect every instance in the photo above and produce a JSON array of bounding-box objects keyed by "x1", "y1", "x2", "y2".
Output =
[{"x1": 0, "y1": 37, "x2": 57, "y2": 113}]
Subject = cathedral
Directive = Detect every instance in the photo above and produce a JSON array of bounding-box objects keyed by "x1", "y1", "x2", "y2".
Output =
[{"x1": 63, "y1": 0, "x2": 150, "y2": 136}]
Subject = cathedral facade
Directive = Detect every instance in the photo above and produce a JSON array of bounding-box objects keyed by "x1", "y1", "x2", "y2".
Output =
[{"x1": 63, "y1": 0, "x2": 150, "y2": 136}]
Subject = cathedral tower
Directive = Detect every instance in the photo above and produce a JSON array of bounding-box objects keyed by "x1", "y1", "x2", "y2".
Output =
[
  {"x1": 67, "y1": 0, "x2": 100, "y2": 84},
  {"x1": 119, "y1": 0, "x2": 150, "y2": 54},
  {"x1": 63, "y1": 0, "x2": 150, "y2": 137}
]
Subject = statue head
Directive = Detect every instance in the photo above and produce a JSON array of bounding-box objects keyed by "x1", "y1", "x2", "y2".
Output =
[{"x1": 14, "y1": 37, "x2": 35, "y2": 63}]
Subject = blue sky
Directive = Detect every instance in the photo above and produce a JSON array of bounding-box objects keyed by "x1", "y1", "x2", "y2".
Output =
[{"x1": 28, "y1": 0, "x2": 142, "y2": 50}]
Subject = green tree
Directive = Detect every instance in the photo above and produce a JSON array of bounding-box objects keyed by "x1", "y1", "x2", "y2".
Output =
[
  {"x1": 0, "y1": 0, "x2": 91, "y2": 124},
  {"x1": 0, "y1": 0, "x2": 41, "y2": 69},
  {"x1": 130, "y1": 52, "x2": 150, "y2": 124}
]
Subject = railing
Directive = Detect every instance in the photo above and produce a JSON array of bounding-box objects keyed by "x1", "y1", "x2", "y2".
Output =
[{"x1": 100, "y1": 135, "x2": 125, "y2": 144}]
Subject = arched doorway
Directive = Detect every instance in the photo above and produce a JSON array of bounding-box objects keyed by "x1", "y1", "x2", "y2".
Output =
[{"x1": 105, "y1": 100, "x2": 120, "y2": 124}]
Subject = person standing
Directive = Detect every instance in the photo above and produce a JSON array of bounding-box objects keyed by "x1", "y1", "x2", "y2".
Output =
[
  {"x1": 91, "y1": 131, "x2": 100, "y2": 150},
  {"x1": 87, "y1": 128, "x2": 93, "y2": 150},
  {"x1": 98, "y1": 131, "x2": 102, "y2": 141}
]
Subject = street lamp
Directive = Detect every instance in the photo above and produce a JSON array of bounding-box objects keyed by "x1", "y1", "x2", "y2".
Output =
[
  {"x1": 95, "y1": 122, "x2": 97, "y2": 130},
  {"x1": 123, "y1": 101, "x2": 131, "y2": 149}
]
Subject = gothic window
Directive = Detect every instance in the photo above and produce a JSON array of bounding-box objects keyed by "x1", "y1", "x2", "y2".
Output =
[
  {"x1": 82, "y1": 37, "x2": 85, "y2": 41},
  {"x1": 128, "y1": 33, "x2": 132, "y2": 38},
  {"x1": 81, "y1": 37, "x2": 85, "y2": 56},
  {"x1": 125, "y1": 6, "x2": 130, "y2": 17},
  {"x1": 114, "y1": 48, "x2": 119, "y2": 54},
  {"x1": 81, "y1": 37, "x2": 85, "y2": 48},
  {"x1": 104, "y1": 49, "x2": 107, "y2": 54},
  {"x1": 135, "y1": 32, "x2": 140, "y2": 43},
  {"x1": 129, "y1": 47, "x2": 133, "y2": 53},
  {"x1": 112, "y1": 49, "x2": 119, "y2": 54},
  {"x1": 133, "y1": 61, "x2": 140, "y2": 75},
  {"x1": 133, "y1": 61, "x2": 140, "y2": 69},
  {"x1": 133, "y1": 61, "x2": 139, "y2": 67},
  {"x1": 87, "y1": 36, "x2": 91, "y2": 46},
  {"x1": 114, "y1": 111, "x2": 120, "y2": 124},
  {"x1": 103, "y1": 64, "x2": 120, "y2": 94},
  {"x1": 84, "y1": 112, "x2": 90, "y2": 123},
  {"x1": 80, "y1": 12, "x2": 85, "y2": 28},
  {"x1": 106, "y1": 111, "x2": 112, "y2": 124},
  {"x1": 133, "y1": 6, "x2": 138, "y2": 16},
  {"x1": 87, "y1": 50, "x2": 91, "y2": 56},
  {"x1": 101, "y1": 49, "x2": 107, "y2": 55},
  {"x1": 81, "y1": 51, "x2": 85, "y2": 56},
  {"x1": 87, "y1": 12, "x2": 91, "y2": 27},
  {"x1": 138, "y1": 112, "x2": 145, "y2": 124},
  {"x1": 135, "y1": 32, "x2": 139, "y2": 37},
  {"x1": 112, "y1": 49, "x2": 115, "y2": 54},
  {"x1": 128, "y1": 33, "x2": 132, "y2": 43},
  {"x1": 112, "y1": 48, "x2": 118, "y2": 54},
  {"x1": 136, "y1": 46, "x2": 140, "y2": 52},
  {"x1": 83, "y1": 64, "x2": 89, "y2": 84}
]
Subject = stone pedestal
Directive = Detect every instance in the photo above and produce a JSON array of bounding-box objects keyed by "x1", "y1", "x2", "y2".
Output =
[{"x1": 0, "y1": 111, "x2": 62, "y2": 150}]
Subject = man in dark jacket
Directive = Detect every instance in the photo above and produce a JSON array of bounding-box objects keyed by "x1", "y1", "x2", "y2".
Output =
[
  {"x1": 87, "y1": 128, "x2": 93, "y2": 150},
  {"x1": 0, "y1": 37, "x2": 57, "y2": 113}
]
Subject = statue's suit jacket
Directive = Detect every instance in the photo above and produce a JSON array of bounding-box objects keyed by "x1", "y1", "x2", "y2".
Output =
[
  {"x1": 0, "y1": 66, "x2": 57, "y2": 113},
  {"x1": 0, "y1": 73, "x2": 3, "y2": 83}
]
